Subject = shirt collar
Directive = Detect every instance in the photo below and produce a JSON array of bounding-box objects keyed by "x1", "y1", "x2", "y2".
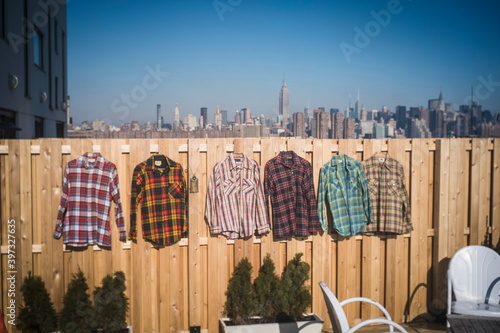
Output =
[
  {"x1": 369, "y1": 154, "x2": 394, "y2": 172},
  {"x1": 145, "y1": 154, "x2": 173, "y2": 174},
  {"x1": 276, "y1": 150, "x2": 298, "y2": 168},
  {"x1": 228, "y1": 153, "x2": 251, "y2": 170},
  {"x1": 77, "y1": 152, "x2": 104, "y2": 169},
  {"x1": 330, "y1": 154, "x2": 354, "y2": 169}
]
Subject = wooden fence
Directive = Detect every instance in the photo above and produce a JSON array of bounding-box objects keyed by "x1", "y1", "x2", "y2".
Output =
[{"x1": 0, "y1": 138, "x2": 499, "y2": 333}]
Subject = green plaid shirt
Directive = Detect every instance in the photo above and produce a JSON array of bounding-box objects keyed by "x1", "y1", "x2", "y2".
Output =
[
  {"x1": 362, "y1": 155, "x2": 412, "y2": 234},
  {"x1": 318, "y1": 154, "x2": 373, "y2": 236}
]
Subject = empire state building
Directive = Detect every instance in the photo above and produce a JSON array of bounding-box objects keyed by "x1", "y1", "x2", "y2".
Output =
[{"x1": 279, "y1": 79, "x2": 289, "y2": 129}]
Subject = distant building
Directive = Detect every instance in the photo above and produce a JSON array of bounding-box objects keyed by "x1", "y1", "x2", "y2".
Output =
[
  {"x1": 360, "y1": 121, "x2": 374, "y2": 138},
  {"x1": 184, "y1": 114, "x2": 197, "y2": 131},
  {"x1": 396, "y1": 105, "x2": 407, "y2": 131},
  {"x1": 279, "y1": 79, "x2": 289, "y2": 128},
  {"x1": 293, "y1": 112, "x2": 306, "y2": 138},
  {"x1": 221, "y1": 110, "x2": 228, "y2": 125},
  {"x1": 235, "y1": 110, "x2": 241, "y2": 125},
  {"x1": 214, "y1": 106, "x2": 222, "y2": 130},
  {"x1": 331, "y1": 113, "x2": 344, "y2": 139},
  {"x1": 343, "y1": 117, "x2": 356, "y2": 139},
  {"x1": 311, "y1": 109, "x2": 329, "y2": 138},
  {"x1": 373, "y1": 123, "x2": 385, "y2": 138},
  {"x1": 200, "y1": 107, "x2": 208, "y2": 129},
  {"x1": 410, "y1": 118, "x2": 431, "y2": 138},
  {"x1": 174, "y1": 103, "x2": 180, "y2": 130},
  {"x1": 355, "y1": 90, "x2": 363, "y2": 120},
  {"x1": 0, "y1": 0, "x2": 68, "y2": 138},
  {"x1": 157, "y1": 104, "x2": 162, "y2": 129}
]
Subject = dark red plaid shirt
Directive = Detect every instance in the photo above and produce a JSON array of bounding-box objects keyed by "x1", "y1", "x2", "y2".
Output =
[
  {"x1": 264, "y1": 151, "x2": 321, "y2": 238},
  {"x1": 130, "y1": 155, "x2": 188, "y2": 245}
]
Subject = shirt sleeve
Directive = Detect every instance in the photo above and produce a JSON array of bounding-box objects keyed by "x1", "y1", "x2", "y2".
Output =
[
  {"x1": 304, "y1": 162, "x2": 321, "y2": 233},
  {"x1": 254, "y1": 164, "x2": 270, "y2": 235},
  {"x1": 400, "y1": 170, "x2": 413, "y2": 234},
  {"x1": 358, "y1": 165, "x2": 374, "y2": 224},
  {"x1": 181, "y1": 165, "x2": 189, "y2": 235},
  {"x1": 129, "y1": 166, "x2": 143, "y2": 241},
  {"x1": 263, "y1": 162, "x2": 272, "y2": 223},
  {"x1": 205, "y1": 165, "x2": 221, "y2": 234},
  {"x1": 110, "y1": 165, "x2": 127, "y2": 241},
  {"x1": 54, "y1": 164, "x2": 70, "y2": 239},
  {"x1": 317, "y1": 165, "x2": 328, "y2": 232}
]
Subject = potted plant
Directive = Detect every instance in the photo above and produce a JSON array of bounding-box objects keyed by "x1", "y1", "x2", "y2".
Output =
[
  {"x1": 17, "y1": 272, "x2": 58, "y2": 333},
  {"x1": 222, "y1": 257, "x2": 256, "y2": 325},
  {"x1": 93, "y1": 271, "x2": 130, "y2": 333},
  {"x1": 220, "y1": 253, "x2": 324, "y2": 333},
  {"x1": 59, "y1": 270, "x2": 96, "y2": 333}
]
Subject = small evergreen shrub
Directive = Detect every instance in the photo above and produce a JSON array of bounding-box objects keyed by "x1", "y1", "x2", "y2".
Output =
[
  {"x1": 59, "y1": 270, "x2": 96, "y2": 333},
  {"x1": 253, "y1": 254, "x2": 285, "y2": 322},
  {"x1": 93, "y1": 271, "x2": 129, "y2": 333},
  {"x1": 280, "y1": 253, "x2": 312, "y2": 321},
  {"x1": 17, "y1": 272, "x2": 58, "y2": 333},
  {"x1": 223, "y1": 257, "x2": 255, "y2": 325}
]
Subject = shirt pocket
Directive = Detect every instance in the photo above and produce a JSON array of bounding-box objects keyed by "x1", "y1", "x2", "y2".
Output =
[
  {"x1": 223, "y1": 178, "x2": 238, "y2": 197},
  {"x1": 166, "y1": 182, "x2": 184, "y2": 199},
  {"x1": 367, "y1": 179, "x2": 378, "y2": 196},
  {"x1": 387, "y1": 179, "x2": 401, "y2": 197},
  {"x1": 241, "y1": 178, "x2": 255, "y2": 197}
]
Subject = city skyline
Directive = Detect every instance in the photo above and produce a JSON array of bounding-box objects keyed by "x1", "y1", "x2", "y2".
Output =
[{"x1": 68, "y1": 0, "x2": 500, "y2": 126}]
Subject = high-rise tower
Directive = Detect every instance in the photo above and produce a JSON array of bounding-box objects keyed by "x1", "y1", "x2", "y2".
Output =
[
  {"x1": 279, "y1": 78, "x2": 289, "y2": 129},
  {"x1": 355, "y1": 89, "x2": 363, "y2": 120},
  {"x1": 157, "y1": 104, "x2": 162, "y2": 129},
  {"x1": 174, "y1": 103, "x2": 180, "y2": 130}
]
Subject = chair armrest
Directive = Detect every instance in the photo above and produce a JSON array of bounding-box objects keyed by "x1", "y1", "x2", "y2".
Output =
[
  {"x1": 339, "y1": 297, "x2": 393, "y2": 321},
  {"x1": 346, "y1": 318, "x2": 408, "y2": 333}
]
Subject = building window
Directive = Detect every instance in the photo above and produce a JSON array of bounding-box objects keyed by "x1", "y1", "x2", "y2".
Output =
[
  {"x1": 35, "y1": 117, "x2": 44, "y2": 138},
  {"x1": 33, "y1": 26, "x2": 43, "y2": 68},
  {"x1": 56, "y1": 122, "x2": 65, "y2": 138},
  {"x1": 54, "y1": 20, "x2": 58, "y2": 54},
  {"x1": 0, "y1": 110, "x2": 17, "y2": 139},
  {"x1": 0, "y1": 0, "x2": 5, "y2": 39},
  {"x1": 55, "y1": 76, "x2": 59, "y2": 109}
]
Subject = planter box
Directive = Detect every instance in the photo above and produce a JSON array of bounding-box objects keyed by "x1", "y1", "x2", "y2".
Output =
[{"x1": 220, "y1": 313, "x2": 323, "y2": 333}]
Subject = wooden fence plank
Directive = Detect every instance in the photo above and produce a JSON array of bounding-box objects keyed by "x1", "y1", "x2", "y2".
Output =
[
  {"x1": 361, "y1": 139, "x2": 382, "y2": 321},
  {"x1": 492, "y1": 139, "x2": 500, "y2": 246},
  {"x1": 432, "y1": 139, "x2": 450, "y2": 312},
  {"x1": 188, "y1": 138, "x2": 203, "y2": 327}
]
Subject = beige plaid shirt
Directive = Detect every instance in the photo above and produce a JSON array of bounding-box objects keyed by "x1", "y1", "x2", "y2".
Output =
[{"x1": 362, "y1": 154, "x2": 412, "y2": 234}]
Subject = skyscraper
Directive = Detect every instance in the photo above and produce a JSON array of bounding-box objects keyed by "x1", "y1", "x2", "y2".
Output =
[
  {"x1": 157, "y1": 104, "x2": 162, "y2": 129},
  {"x1": 174, "y1": 103, "x2": 180, "y2": 130},
  {"x1": 214, "y1": 105, "x2": 222, "y2": 130},
  {"x1": 221, "y1": 110, "x2": 228, "y2": 125},
  {"x1": 279, "y1": 78, "x2": 289, "y2": 128},
  {"x1": 343, "y1": 117, "x2": 356, "y2": 139},
  {"x1": 200, "y1": 107, "x2": 208, "y2": 129},
  {"x1": 396, "y1": 105, "x2": 407, "y2": 131},
  {"x1": 331, "y1": 113, "x2": 344, "y2": 139},
  {"x1": 235, "y1": 110, "x2": 241, "y2": 125},
  {"x1": 355, "y1": 89, "x2": 363, "y2": 120},
  {"x1": 293, "y1": 112, "x2": 306, "y2": 138}
]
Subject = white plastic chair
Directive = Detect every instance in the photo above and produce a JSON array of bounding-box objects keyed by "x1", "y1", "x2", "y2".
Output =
[
  {"x1": 447, "y1": 245, "x2": 500, "y2": 331},
  {"x1": 319, "y1": 281, "x2": 408, "y2": 333}
]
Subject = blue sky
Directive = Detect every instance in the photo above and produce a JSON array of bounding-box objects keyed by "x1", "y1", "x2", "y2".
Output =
[{"x1": 68, "y1": 0, "x2": 500, "y2": 126}]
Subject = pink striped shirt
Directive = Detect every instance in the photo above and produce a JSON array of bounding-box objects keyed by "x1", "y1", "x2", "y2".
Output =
[{"x1": 205, "y1": 153, "x2": 270, "y2": 238}]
